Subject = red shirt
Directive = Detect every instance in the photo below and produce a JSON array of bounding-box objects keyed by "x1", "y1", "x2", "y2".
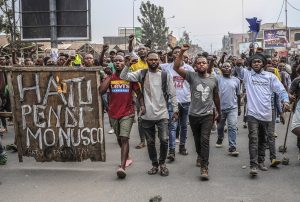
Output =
[{"x1": 107, "y1": 73, "x2": 140, "y2": 119}]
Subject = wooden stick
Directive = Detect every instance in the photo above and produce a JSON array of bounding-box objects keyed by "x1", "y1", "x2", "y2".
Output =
[
  {"x1": 4, "y1": 66, "x2": 101, "y2": 72},
  {"x1": 96, "y1": 71, "x2": 106, "y2": 161},
  {"x1": 6, "y1": 71, "x2": 23, "y2": 162}
]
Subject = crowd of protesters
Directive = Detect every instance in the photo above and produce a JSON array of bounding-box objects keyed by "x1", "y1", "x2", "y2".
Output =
[{"x1": 1, "y1": 35, "x2": 300, "y2": 181}]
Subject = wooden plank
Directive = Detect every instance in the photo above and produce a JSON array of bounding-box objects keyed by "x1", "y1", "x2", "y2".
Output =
[
  {"x1": 4, "y1": 66, "x2": 101, "y2": 72},
  {"x1": 7, "y1": 71, "x2": 23, "y2": 162},
  {"x1": 96, "y1": 71, "x2": 105, "y2": 161},
  {"x1": 8, "y1": 69, "x2": 105, "y2": 162},
  {"x1": 0, "y1": 112, "x2": 12, "y2": 118}
]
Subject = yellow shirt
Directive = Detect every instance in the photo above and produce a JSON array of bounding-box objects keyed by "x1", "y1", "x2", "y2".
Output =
[
  {"x1": 274, "y1": 67, "x2": 281, "y2": 81},
  {"x1": 130, "y1": 58, "x2": 148, "y2": 72}
]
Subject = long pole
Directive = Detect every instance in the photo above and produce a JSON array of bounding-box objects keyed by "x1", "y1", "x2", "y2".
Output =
[
  {"x1": 242, "y1": 0, "x2": 244, "y2": 42},
  {"x1": 133, "y1": 0, "x2": 135, "y2": 29},
  {"x1": 285, "y1": 0, "x2": 288, "y2": 49},
  {"x1": 50, "y1": 0, "x2": 57, "y2": 48},
  {"x1": 12, "y1": 0, "x2": 16, "y2": 45}
]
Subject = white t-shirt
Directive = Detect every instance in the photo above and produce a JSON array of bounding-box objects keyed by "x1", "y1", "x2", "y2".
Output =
[{"x1": 161, "y1": 62, "x2": 194, "y2": 103}]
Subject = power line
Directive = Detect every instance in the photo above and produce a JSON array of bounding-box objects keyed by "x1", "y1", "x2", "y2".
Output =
[
  {"x1": 275, "y1": 0, "x2": 285, "y2": 23},
  {"x1": 287, "y1": 1, "x2": 300, "y2": 12}
]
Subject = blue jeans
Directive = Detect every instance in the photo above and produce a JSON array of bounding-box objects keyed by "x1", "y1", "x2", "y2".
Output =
[
  {"x1": 168, "y1": 102, "x2": 190, "y2": 149},
  {"x1": 217, "y1": 108, "x2": 238, "y2": 149}
]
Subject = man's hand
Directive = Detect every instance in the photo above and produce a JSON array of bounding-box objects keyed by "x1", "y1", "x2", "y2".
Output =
[
  {"x1": 128, "y1": 34, "x2": 134, "y2": 42},
  {"x1": 181, "y1": 44, "x2": 190, "y2": 52},
  {"x1": 214, "y1": 113, "x2": 221, "y2": 123},
  {"x1": 102, "y1": 44, "x2": 109, "y2": 53},
  {"x1": 140, "y1": 106, "x2": 146, "y2": 116},
  {"x1": 238, "y1": 107, "x2": 242, "y2": 116},
  {"x1": 280, "y1": 112, "x2": 285, "y2": 125},
  {"x1": 172, "y1": 112, "x2": 179, "y2": 122},
  {"x1": 282, "y1": 102, "x2": 291, "y2": 112},
  {"x1": 104, "y1": 67, "x2": 112, "y2": 76}
]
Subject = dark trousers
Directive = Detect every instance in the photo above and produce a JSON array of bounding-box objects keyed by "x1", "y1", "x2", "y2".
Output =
[
  {"x1": 136, "y1": 101, "x2": 145, "y2": 143},
  {"x1": 189, "y1": 114, "x2": 214, "y2": 168},
  {"x1": 141, "y1": 118, "x2": 168, "y2": 166},
  {"x1": 0, "y1": 136, "x2": 4, "y2": 153},
  {"x1": 248, "y1": 116, "x2": 276, "y2": 168},
  {"x1": 297, "y1": 137, "x2": 300, "y2": 151}
]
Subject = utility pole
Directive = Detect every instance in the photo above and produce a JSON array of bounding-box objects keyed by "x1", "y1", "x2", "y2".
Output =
[
  {"x1": 285, "y1": 0, "x2": 288, "y2": 50},
  {"x1": 210, "y1": 43, "x2": 213, "y2": 54},
  {"x1": 49, "y1": 0, "x2": 57, "y2": 48},
  {"x1": 12, "y1": 0, "x2": 16, "y2": 46}
]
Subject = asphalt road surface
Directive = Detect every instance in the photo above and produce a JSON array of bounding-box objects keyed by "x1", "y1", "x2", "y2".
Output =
[{"x1": 1, "y1": 112, "x2": 300, "y2": 202}]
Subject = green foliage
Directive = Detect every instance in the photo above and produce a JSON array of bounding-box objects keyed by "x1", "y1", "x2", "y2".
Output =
[
  {"x1": 177, "y1": 31, "x2": 192, "y2": 46},
  {"x1": 138, "y1": 1, "x2": 168, "y2": 50},
  {"x1": 0, "y1": 0, "x2": 19, "y2": 40}
]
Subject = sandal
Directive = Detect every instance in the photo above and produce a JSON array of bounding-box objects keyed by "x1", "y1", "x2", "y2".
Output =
[
  {"x1": 159, "y1": 164, "x2": 169, "y2": 176},
  {"x1": 147, "y1": 166, "x2": 159, "y2": 175},
  {"x1": 135, "y1": 142, "x2": 145, "y2": 149}
]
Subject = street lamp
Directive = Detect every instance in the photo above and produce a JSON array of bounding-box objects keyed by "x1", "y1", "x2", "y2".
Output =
[
  {"x1": 133, "y1": 0, "x2": 138, "y2": 30},
  {"x1": 175, "y1": 26, "x2": 185, "y2": 38}
]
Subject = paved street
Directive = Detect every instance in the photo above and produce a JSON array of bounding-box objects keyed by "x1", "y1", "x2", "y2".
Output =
[{"x1": 1, "y1": 112, "x2": 300, "y2": 202}]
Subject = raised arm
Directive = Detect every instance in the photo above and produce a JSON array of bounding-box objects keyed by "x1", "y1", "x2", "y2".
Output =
[
  {"x1": 128, "y1": 34, "x2": 134, "y2": 53},
  {"x1": 120, "y1": 65, "x2": 141, "y2": 82},
  {"x1": 99, "y1": 44, "x2": 109, "y2": 66},
  {"x1": 174, "y1": 44, "x2": 189, "y2": 79}
]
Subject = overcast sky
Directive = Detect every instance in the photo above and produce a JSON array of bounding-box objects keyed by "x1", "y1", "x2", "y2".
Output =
[{"x1": 91, "y1": 0, "x2": 300, "y2": 52}]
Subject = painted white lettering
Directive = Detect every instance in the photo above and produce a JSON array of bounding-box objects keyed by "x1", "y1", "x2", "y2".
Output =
[
  {"x1": 33, "y1": 105, "x2": 46, "y2": 128},
  {"x1": 21, "y1": 105, "x2": 32, "y2": 130},
  {"x1": 26, "y1": 128, "x2": 42, "y2": 149},
  {"x1": 17, "y1": 73, "x2": 41, "y2": 103},
  {"x1": 48, "y1": 105, "x2": 62, "y2": 128},
  {"x1": 81, "y1": 128, "x2": 91, "y2": 146},
  {"x1": 58, "y1": 128, "x2": 71, "y2": 147},
  {"x1": 43, "y1": 129, "x2": 56, "y2": 147}
]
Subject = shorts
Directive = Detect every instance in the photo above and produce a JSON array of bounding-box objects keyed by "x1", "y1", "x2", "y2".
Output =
[
  {"x1": 109, "y1": 114, "x2": 135, "y2": 138},
  {"x1": 291, "y1": 101, "x2": 300, "y2": 131}
]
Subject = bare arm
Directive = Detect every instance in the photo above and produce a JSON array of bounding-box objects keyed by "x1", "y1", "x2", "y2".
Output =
[
  {"x1": 174, "y1": 44, "x2": 189, "y2": 79},
  {"x1": 128, "y1": 34, "x2": 134, "y2": 53},
  {"x1": 99, "y1": 76, "x2": 111, "y2": 95},
  {"x1": 99, "y1": 44, "x2": 109, "y2": 66}
]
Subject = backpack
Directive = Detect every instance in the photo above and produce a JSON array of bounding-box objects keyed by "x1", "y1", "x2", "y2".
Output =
[{"x1": 140, "y1": 69, "x2": 169, "y2": 103}]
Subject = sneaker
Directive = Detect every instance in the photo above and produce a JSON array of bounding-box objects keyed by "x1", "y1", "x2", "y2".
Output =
[
  {"x1": 249, "y1": 167, "x2": 258, "y2": 176},
  {"x1": 175, "y1": 138, "x2": 180, "y2": 143},
  {"x1": 274, "y1": 133, "x2": 278, "y2": 138},
  {"x1": 243, "y1": 123, "x2": 247, "y2": 129},
  {"x1": 167, "y1": 149, "x2": 175, "y2": 162},
  {"x1": 215, "y1": 138, "x2": 223, "y2": 148},
  {"x1": 196, "y1": 156, "x2": 201, "y2": 167},
  {"x1": 200, "y1": 167, "x2": 209, "y2": 180},
  {"x1": 275, "y1": 118, "x2": 280, "y2": 123},
  {"x1": 228, "y1": 147, "x2": 239, "y2": 157},
  {"x1": 159, "y1": 164, "x2": 169, "y2": 177},
  {"x1": 135, "y1": 142, "x2": 145, "y2": 149},
  {"x1": 108, "y1": 129, "x2": 114, "y2": 134},
  {"x1": 270, "y1": 159, "x2": 281, "y2": 167},
  {"x1": 258, "y1": 163, "x2": 268, "y2": 171},
  {"x1": 0, "y1": 151, "x2": 8, "y2": 165},
  {"x1": 179, "y1": 145, "x2": 188, "y2": 156},
  {"x1": 117, "y1": 167, "x2": 126, "y2": 179}
]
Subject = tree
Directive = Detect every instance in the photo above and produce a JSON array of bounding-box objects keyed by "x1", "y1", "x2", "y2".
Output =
[
  {"x1": 138, "y1": 1, "x2": 168, "y2": 50},
  {"x1": 177, "y1": 31, "x2": 192, "y2": 46},
  {"x1": 0, "y1": 0, "x2": 18, "y2": 42}
]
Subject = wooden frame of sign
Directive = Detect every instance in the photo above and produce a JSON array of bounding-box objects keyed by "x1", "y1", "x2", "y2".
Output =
[{"x1": 5, "y1": 66, "x2": 105, "y2": 162}]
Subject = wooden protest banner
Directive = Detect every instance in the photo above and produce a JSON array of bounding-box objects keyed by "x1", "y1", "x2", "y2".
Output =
[{"x1": 6, "y1": 67, "x2": 105, "y2": 162}]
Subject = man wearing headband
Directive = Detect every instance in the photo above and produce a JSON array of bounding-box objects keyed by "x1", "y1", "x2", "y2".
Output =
[{"x1": 242, "y1": 53, "x2": 290, "y2": 176}]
